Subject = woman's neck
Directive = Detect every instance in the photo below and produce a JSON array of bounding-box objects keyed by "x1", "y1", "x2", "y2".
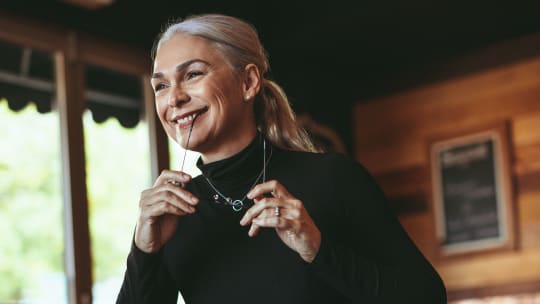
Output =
[{"x1": 200, "y1": 128, "x2": 258, "y2": 164}]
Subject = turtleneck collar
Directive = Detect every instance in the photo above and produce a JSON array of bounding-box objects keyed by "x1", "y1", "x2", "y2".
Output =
[{"x1": 196, "y1": 133, "x2": 269, "y2": 182}]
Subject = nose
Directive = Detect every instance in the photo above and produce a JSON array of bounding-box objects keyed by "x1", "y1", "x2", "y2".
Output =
[{"x1": 167, "y1": 84, "x2": 190, "y2": 108}]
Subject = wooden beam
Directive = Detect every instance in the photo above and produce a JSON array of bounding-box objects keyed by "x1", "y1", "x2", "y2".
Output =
[
  {"x1": 61, "y1": 0, "x2": 114, "y2": 10},
  {"x1": 56, "y1": 33, "x2": 93, "y2": 304},
  {"x1": 143, "y1": 75, "x2": 170, "y2": 180}
]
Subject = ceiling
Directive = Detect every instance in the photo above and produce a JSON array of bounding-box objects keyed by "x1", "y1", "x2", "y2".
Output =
[{"x1": 1, "y1": 0, "x2": 539, "y2": 150}]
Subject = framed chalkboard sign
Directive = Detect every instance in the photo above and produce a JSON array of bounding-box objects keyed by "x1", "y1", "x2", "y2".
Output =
[{"x1": 429, "y1": 122, "x2": 515, "y2": 257}]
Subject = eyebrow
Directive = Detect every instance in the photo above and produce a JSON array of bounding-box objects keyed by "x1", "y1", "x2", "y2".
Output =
[{"x1": 151, "y1": 59, "x2": 209, "y2": 79}]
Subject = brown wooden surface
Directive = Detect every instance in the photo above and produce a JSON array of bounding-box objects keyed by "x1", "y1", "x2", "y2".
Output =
[
  {"x1": 353, "y1": 52, "x2": 540, "y2": 299},
  {"x1": 0, "y1": 11, "x2": 68, "y2": 52},
  {"x1": 79, "y1": 33, "x2": 150, "y2": 76},
  {"x1": 55, "y1": 41, "x2": 93, "y2": 304},
  {"x1": 143, "y1": 76, "x2": 170, "y2": 180}
]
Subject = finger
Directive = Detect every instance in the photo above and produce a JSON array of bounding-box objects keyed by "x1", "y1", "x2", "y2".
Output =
[
  {"x1": 144, "y1": 201, "x2": 186, "y2": 219},
  {"x1": 251, "y1": 216, "x2": 289, "y2": 229},
  {"x1": 247, "y1": 207, "x2": 274, "y2": 237},
  {"x1": 159, "y1": 183, "x2": 200, "y2": 206},
  {"x1": 248, "y1": 223, "x2": 259, "y2": 237},
  {"x1": 143, "y1": 183, "x2": 199, "y2": 207},
  {"x1": 240, "y1": 197, "x2": 282, "y2": 226},
  {"x1": 153, "y1": 169, "x2": 192, "y2": 187},
  {"x1": 246, "y1": 180, "x2": 292, "y2": 200},
  {"x1": 141, "y1": 186, "x2": 197, "y2": 214},
  {"x1": 142, "y1": 195, "x2": 194, "y2": 215}
]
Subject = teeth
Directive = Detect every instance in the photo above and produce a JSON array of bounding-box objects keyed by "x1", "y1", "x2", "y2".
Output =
[{"x1": 177, "y1": 113, "x2": 197, "y2": 124}]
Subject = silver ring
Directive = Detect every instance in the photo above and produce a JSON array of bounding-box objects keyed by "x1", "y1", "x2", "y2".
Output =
[
  {"x1": 167, "y1": 180, "x2": 183, "y2": 187},
  {"x1": 274, "y1": 206, "x2": 280, "y2": 217}
]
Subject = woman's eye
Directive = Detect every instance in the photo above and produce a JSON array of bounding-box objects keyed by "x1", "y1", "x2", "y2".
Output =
[
  {"x1": 186, "y1": 70, "x2": 203, "y2": 80},
  {"x1": 154, "y1": 83, "x2": 167, "y2": 93}
]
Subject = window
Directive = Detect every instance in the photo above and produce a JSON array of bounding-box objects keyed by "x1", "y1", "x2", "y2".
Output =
[
  {"x1": 82, "y1": 65, "x2": 151, "y2": 303},
  {"x1": 1, "y1": 15, "x2": 165, "y2": 303},
  {"x1": 0, "y1": 41, "x2": 67, "y2": 303}
]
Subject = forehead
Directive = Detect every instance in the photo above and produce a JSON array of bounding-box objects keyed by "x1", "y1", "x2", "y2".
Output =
[{"x1": 153, "y1": 33, "x2": 225, "y2": 72}]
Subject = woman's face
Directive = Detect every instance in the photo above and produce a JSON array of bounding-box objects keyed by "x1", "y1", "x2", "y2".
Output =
[{"x1": 151, "y1": 33, "x2": 257, "y2": 162}]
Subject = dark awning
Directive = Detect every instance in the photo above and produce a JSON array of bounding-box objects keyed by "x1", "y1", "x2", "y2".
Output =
[{"x1": 0, "y1": 39, "x2": 144, "y2": 129}]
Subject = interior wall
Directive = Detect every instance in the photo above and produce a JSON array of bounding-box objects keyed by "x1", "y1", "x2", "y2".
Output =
[{"x1": 352, "y1": 54, "x2": 540, "y2": 300}]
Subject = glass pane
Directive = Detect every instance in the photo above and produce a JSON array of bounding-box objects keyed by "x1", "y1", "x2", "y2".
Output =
[
  {"x1": 0, "y1": 101, "x2": 66, "y2": 303},
  {"x1": 82, "y1": 66, "x2": 151, "y2": 303}
]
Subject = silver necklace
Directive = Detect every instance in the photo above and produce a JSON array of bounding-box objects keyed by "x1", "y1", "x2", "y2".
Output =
[{"x1": 203, "y1": 139, "x2": 272, "y2": 212}]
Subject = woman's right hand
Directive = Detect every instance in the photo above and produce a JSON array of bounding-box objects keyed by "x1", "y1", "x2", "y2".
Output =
[{"x1": 134, "y1": 170, "x2": 200, "y2": 253}]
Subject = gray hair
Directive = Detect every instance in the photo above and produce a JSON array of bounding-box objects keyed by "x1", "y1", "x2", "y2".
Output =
[{"x1": 152, "y1": 14, "x2": 318, "y2": 152}]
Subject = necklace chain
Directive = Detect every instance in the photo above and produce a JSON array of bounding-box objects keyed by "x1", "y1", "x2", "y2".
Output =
[{"x1": 203, "y1": 140, "x2": 271, "y2": 212}]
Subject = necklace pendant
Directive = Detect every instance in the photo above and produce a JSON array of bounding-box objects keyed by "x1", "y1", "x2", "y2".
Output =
[
  {"x1": 213, "y1": 194, "x2": 220, "y2": 201},
  {"x1": 225, "y1": 197, "x2": 232, "y2": 203},
  {"x1": 231, "y1": 200, "x2": 244, "y2": 212}
]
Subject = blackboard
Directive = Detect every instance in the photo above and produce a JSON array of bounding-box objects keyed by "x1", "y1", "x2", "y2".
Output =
[{"x1": 430, "y1": 124, "x2": 515, "y2": 256}]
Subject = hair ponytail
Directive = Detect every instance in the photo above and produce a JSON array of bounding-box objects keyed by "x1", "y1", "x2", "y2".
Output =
[{"x1": 256, "y1": 79, "x2": 319, "y2": 152}]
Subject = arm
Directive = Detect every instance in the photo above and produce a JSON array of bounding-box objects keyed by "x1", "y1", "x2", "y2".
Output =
[
  {"x1": 116, "y1": 243, "x2": 178, "y2": 304},
  {"x1": 308, "y1": 161, "x2": 446, "y2": 303},
  {"x1": 116, "y1": 170, "x2": 199, "y2": 303}
]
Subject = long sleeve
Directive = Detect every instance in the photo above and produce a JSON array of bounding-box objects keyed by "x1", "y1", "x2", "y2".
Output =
[
  {"x1": 307, "y1": 159, "x2": 447, "y2": 303},
  {"x1": 116, "y1": 242, "x2": 178, "y2": 304}
]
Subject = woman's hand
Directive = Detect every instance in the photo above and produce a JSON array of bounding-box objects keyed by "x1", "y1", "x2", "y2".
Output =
[
  {"x1": 240, "y1": 180, "x2": 321, "y2": 263},
  {"x1": 134, "y1": 170, "x2": 200, "y2": 253}
]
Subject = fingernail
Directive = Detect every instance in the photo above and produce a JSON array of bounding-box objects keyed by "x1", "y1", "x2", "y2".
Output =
[
  {"x1": 181, "y1": 174, "x2": 190, "y2": 181},
  {"x1": 191, "y1": 196, "x2": 199, "y2": 204},
  {"x1": 189, "y1": 206, "x2": 196, "y2": 213}
]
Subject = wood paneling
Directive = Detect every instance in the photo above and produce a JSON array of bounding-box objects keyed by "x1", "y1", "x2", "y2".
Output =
[
  {"x1": 354, "y1": 57, "x2": 540, "y2": 175},
  {"x1": 353, "y1": 54, "x2": 540, "y2": 299}
]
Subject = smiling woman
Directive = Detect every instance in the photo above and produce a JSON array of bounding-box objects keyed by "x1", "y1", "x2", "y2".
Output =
[{"x1": 116, "y1": 14, "x2": 446, "y2": 304}]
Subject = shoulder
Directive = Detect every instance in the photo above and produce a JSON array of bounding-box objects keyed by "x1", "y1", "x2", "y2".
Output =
[{"x1": 273, "y1": 148, "x2": 371, "y2": 179}]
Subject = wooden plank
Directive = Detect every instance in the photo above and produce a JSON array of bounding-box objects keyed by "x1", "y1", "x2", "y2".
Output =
[
  {"x1": 375, "y1": 165, "x2": 429, "y2": 196},
  {"x1": 55, "y1": 35, "x2": 93, "y2": 304},
  {"x1": 78, "y1": 33, "x2": 150, "y2": 76},
  {"x1": 436, "y1": 247, "x2": 540, "y2": 290},
  {"x1": 447, "y1": 279, "x2": 540, "y2": 301},
  {"x1": 0, "y1": 10, "x2": 68, "y2": 52},
  {"x1": 354, "y1": 57, "x2": 540, "y2": 173},
  {"x1": 355, "y1": 56, "x2": 540, "y2": 134},
  {"x1": 513, "y1": 111, "x2": 540, "y2": 147},
  {"x1": 518, "y1": 192, "x2": 540, "y2": 249},
  {"x1": 143, "y1": 76, "x2": 170, "y2": 181}
]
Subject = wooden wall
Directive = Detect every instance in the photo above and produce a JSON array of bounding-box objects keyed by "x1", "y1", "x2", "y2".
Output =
[{"x1": 353, "y1": 55, "x2": 540, "y2": 300}]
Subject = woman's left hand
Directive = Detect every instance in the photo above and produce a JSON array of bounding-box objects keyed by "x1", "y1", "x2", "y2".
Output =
[{"x1": 240, "y1": 180, "x2": 321, "y2": 263}]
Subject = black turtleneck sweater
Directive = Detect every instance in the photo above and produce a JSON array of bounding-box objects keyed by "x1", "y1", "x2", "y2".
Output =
[{"x1": 117, "y1": 137, "x2": 446, "y2": 303}]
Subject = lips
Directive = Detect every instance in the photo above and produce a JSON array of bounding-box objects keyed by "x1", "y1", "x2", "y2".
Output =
[{"x1": 170, "y1": 106, "x2": 208, "y2": 129}]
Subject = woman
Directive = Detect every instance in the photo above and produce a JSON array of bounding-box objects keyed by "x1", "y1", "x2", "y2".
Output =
[{"x1": 117, "y1": 14, "x2": 446, "y2": 303}]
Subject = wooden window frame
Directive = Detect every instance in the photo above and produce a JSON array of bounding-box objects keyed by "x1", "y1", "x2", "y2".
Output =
[{"x1": 0, "y1": 10, "x2": 168, "y2": 304}]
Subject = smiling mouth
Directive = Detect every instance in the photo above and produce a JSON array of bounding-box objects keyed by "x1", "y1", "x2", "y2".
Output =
[{"x1": 173, "y1": 106, "x2": 209, "y2": 127}]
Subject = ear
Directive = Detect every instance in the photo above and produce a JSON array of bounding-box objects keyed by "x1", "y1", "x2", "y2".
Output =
[{"x1": 242, "y1": 64, "x2": 261, "y2": 102}]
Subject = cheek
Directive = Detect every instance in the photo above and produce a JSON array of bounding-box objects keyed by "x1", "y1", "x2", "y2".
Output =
[
  {"x1": 155, "y1": 97, "x2": 170, "y2": 127},
  {"x1": 202, "y1": 79, "x2": 242, "y2": 108}
]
